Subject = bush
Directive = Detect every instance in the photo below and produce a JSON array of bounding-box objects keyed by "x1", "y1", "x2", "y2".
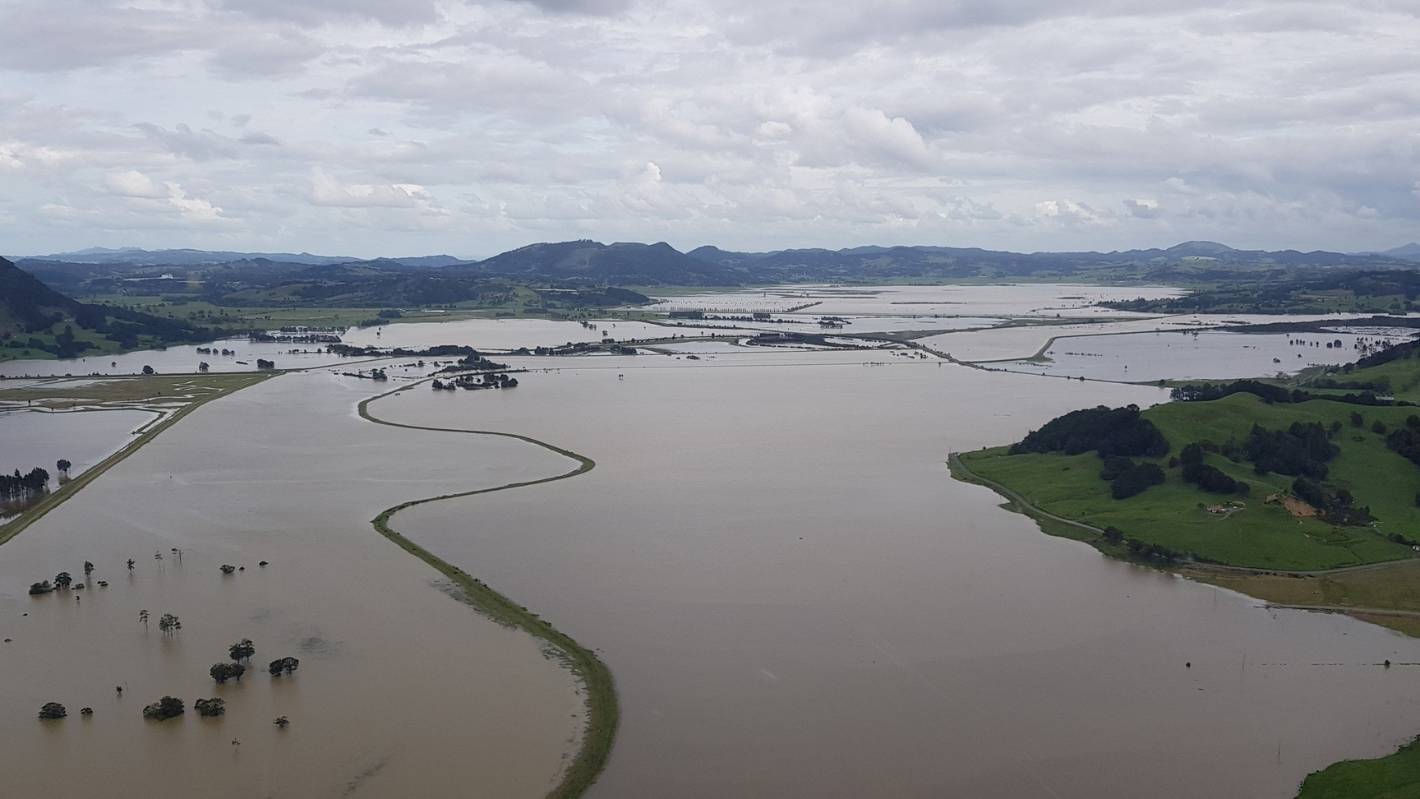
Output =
[
  {"x1": 1182, "y1": 462, "x2": 1241, "y2": 494},
  {"x1": 1111, "y1": 462, "x2": 1165, "y2": 499}
]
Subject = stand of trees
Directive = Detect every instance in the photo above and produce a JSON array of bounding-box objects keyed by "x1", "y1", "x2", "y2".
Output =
[
  {"x1": 2, "y1": 467, "x2": 50, "y2": 502},
  {"x1": 1243, "y1": 422, "x2": 1337, "y2": 478},
  {"x1": 1100, "y1": 457, "x2": 1166, "y2": 499},
  {"x1": 1171, "y1": 379, "x2": 1402, "y2": 407},
  {"x1": 1011, "y1": 405, "x2": 1168, "y2": 458}
]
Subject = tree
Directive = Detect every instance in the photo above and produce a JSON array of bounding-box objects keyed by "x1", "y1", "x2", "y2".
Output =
[
  {"x1": 38, "y1": 702, "x2": 67, "y2": 720},
  {"x1": 138, "y1": 609, "x2": 150, "y2": 626},
  {"x1": 268, "y1": 656, "x2": 300, "y2": 677},
  {"x1": 210, "y1": 662, "x2": 247, "y2": 683},
  {"x1": 194, "y1": 698, "x2": 226, "y2": 717},
  {"x1": 56, "y1": 458, "x2": 71, "y2": 477},
  {"x1": 198, "y1": 361, "x2": 210, "y2": 373},
  {"x1": 142, "y1": 365, "x2": 155, "y2": 375},
  {"x1": 142, "y1": 696, "x2": 184, "y2": 720},
  {"x1": 229, "y1": 639, "x2": 255, "y2": 662},
  {"x1": 83, "y1": 561, "x2": 94, "y2": 575},
  {"x1": 53, "y1": 571, "x2": 72, "y2": 589},
  {"x1": 158, "y1": 613, "x2": 181, "y2": 635}
]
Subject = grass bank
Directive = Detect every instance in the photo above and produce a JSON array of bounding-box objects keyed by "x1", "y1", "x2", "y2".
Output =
[
  {"x1": 1295, "y1": 736, "x2": 1420, "y2": 798},
  {"x1": 357, "y1": 383, "x2": 617, "y2": 799}
]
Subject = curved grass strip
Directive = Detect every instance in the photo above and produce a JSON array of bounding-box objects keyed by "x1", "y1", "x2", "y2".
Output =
[{"x1": 358, "y1": 382, "x2": 617, "y2": 799}]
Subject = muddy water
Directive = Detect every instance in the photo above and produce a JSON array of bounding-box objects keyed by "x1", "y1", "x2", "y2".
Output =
[
  {"x1": 374, "y1": 357, "x2": 1420, "y2": 798},
  {"x1": 0, "y1": 408, "x2": 156, "y2": 481},
  {"x1": 0, "y1": 338, "x2": 356, "y2": 378},
  {"x1": 0, "y1": 369, "x2": 584, "y2": 798},
  {"x1": 992, "y1": 330, "x2": 1406, "y2": 382}
]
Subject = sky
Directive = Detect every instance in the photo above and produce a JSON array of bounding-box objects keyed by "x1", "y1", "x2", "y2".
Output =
[{"x1": 1, "y1": 0, "x2": 1417, "y2": 259}]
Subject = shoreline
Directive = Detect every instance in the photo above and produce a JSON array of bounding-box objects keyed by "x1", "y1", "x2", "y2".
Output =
[
  {"x1": 357, "y1": 380, "x2": 618, "y2": 799},
  {"x1": 947, "y1": 451, "x2": 1420, "y2": 627}
]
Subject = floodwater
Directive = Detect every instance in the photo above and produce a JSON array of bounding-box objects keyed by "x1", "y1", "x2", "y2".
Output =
[
  {"x1": 7, "y1": 282, "x2": 1420, "y2": 798},
  {"x1": 0, "y1": 408, "x2": 157, "y2": 483},
  {"x1": 651, "y1": 283, "x2": 1181, "y2": 318},
  {"x1": 0, "y1": 338, "x2": 355, "y2": 378},
  {"x1": 373, "y1": 356, "x2": 1420, "y2": 799},
  {"x1": 340, "y1": 318, "x2": 731, "y2": 350},
  {"x1": 992, "y1": 330, "x2": 1408, "y2": 382},
  {"x1": 0, "y1": 369, "x2": 584, "y2": 798}
]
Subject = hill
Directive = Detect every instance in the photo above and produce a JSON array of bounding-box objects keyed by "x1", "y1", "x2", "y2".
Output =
[
  {"x1": 687, "y1": 241, "x2": 1411, "y2": 282},
  {"x1": 470, "y1": 240, "x2": 744, "y2": 285},
  {"x1": 0, "y1": 257, "x2": 226, "y2": 359}
]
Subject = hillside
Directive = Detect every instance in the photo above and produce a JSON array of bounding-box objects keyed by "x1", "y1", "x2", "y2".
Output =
[
  {"x1": 470, "y1": 240, "x2": 744, "y2": 285},
  {"x1": 1104, "y1": 269, "x2": 1420, "y2": 314},
  {"x1": 688, "y1": 240, "x2": 1412, "y2": 283},
  {"x1": 0, "y1": 257, "x2": 225, "y2": 359},
  {"x1": 959, "y1": 392, "x2": 1420, "y2": 570}
]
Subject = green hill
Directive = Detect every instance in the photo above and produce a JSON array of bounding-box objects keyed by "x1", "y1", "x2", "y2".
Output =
[
  {"x1": 0, "y1": 257, "x2": 226, "y2": 360},
  {"x1": 957, "y1": 390, "x2": 1420, "y2": 571}
]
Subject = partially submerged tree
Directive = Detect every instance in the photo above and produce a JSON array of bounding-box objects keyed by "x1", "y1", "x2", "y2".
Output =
[
  {"x1": 273, "y1": 716, "x2": 290, "y2": 728},
  {"x1": 229, "y1": 639, "x2": 255, "y2": 662},
  {"x1": 142, "y1": 696, "x2": 184, "y2": 721},
  {"x1": 28, "y1": 581, "x2": 53, "y2": 596},
  {"x1": 56, "y1": 459, "x2": 71, "y2": 478},
  {"x1": 158, "y1": 613, "x2": 181, "y2": 635},
  {"x1": 210, "y1": 662, "x2": 247, "y2": 684},
  {"x1": 53, "y1": 571, "x2": 72, "y2": 589},
  {"x1": 38, "y1": 702, "x2": 66, "y2": 720},
  {"x1": 219, "y1": 564, "x2": 236, "y2": 575},
  {"x1": 194, "y1": 698, "x2": 226, "y2": 717},
  {"x1": 138, "y1": 609, "x2": 150, "y2": 627},
  {"x1": 268, "y1": 656, "x2": 300, "y2": 677},
  {"x1": 83, "y1": 561, "x2": 94, "y2": 575}
]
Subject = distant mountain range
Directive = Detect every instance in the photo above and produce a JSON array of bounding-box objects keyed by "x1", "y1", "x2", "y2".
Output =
[
  {"x1": 24, "y1": 247, "x2": 466, "y2": 268},
  {"x1": 1381, "y1": 243, "x2": 1420, "y2": 260},
  {"x1": 9, "y1": 240, "x2": 1420, "y2": 296}
]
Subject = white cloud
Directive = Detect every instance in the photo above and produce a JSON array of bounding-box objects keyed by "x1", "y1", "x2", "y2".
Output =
[
  {"x1": 105, "y1": 169, "x2": 167, "y2": 199},
  {"x1": 0, "y1": 0, "x2": 1416, "y2": 254}
]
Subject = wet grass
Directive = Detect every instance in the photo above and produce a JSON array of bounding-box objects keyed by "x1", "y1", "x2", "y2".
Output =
[
  {"x1": 357, "y1": 385, "x2": 617, "y2": 799},
  {"x1": 1295, "y1": 735, "x2": 1420, "y2": 798},
  {"x1": 0, "y1": 373, "x2": 267, "y2": 404}
]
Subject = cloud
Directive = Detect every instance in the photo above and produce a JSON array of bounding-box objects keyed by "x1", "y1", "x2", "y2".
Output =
[
  {"x1": 0, "y1": 0, "x2": 1417, "y2": 255},
  {"x1": 310, "y1": 169, "x2": 436, "y2": 208},
  {"x1": 105, "y1": 170, "x2": 167, "y2": 199},
  {"x1": 1122, "y1": 198, "x2": 1160, "y2": 218}
]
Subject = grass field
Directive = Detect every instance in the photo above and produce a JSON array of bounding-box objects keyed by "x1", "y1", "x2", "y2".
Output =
[
  {"x1": 0, "y1": 373, "x2": 266, "y2": 404},
  {"x1": 961, "y1": 393, "x2": 1420, "y2": 570},
  {"x1": 1295, "y1": 736, "x2": 1420, "y2": 799}
]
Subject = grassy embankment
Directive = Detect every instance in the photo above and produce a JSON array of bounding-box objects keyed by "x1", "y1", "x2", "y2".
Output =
[
  {"x1": 0, "y1": 372, "x2": 269, "y2": 545},
  {"x1": 356, "y1": 384, "x2": 616, "y2": 799},
  {"x1": 1295, "y1": 736, "x2": 1420, "y2": 798}
]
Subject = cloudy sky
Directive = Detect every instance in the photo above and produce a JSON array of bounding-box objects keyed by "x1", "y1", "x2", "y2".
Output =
[{"x1": 1, "y1": 0, "x2": 1417, "y2": 258}]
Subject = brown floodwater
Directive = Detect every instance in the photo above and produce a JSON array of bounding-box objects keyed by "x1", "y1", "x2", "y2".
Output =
[
  {"x1": 0, "y1": 368, "x2": 584, "y2": 798},
  {"x1": 374, "y1": 355, "x2": 1420, "y2": 798}
]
